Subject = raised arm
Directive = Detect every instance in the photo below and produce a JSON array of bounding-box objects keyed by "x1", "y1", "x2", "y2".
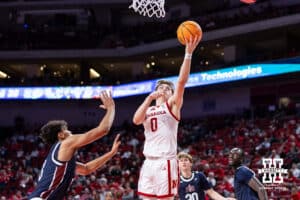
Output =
[
  {"x1": 132, "y1": 91, "x2": 163, "y2": 125},
  {"x1": 248, "y1": 176, "x2": 268, "y2": 200},
  {"x1": 64, "y1": 91, "x2": 115, "y2": 149},
  {"x1": 76, "y1": 134, "x2": 121, "y2": 175},
  {"x1": 168, "y1": 36, "x2": 201, "y2": 110}
]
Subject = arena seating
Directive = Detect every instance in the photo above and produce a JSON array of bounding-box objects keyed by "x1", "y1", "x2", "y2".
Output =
[{"x1": 0, "y1": 115, "x2": 299, "y2": 199}]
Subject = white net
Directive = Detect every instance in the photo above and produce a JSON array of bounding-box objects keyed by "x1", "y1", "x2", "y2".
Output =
[{"x1": 129, "y1": 0, "x2": 166, "y2": 18}]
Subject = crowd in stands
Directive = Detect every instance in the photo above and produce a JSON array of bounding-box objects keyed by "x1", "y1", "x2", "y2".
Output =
[{"x1": 0, "y1": 113, "x2": 300, "y2": 199}]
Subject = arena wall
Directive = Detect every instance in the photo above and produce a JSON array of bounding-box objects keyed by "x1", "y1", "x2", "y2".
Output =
[{"x1": 0, "y1": 86, "x2": 250, "y2": 126}]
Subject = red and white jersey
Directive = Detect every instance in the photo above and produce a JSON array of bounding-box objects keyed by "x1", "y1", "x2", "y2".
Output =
[{"x1": 143, "y1": 102, "x2": 179, "y2": 159}]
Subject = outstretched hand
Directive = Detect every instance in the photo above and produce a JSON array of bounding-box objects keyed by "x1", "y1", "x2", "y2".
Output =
[
  {"x1": 110, "y1": 134, "x2": 121, "y2": 155},
  {"x1": 185, "y1": 36, "x2": 201, "y2": 54},
  {"x1": 99, "y1": 90, "x2": 115, "y2": 110}
]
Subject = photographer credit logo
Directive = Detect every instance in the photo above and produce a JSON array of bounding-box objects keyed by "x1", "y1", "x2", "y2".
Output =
[{"x1": 258, "y1": 158, "x2": 287, "y2": 184}]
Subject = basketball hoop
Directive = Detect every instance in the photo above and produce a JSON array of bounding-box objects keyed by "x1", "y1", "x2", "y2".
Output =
[{"x1": 129, "y1": 0, "x2": 166, "y2": 18}]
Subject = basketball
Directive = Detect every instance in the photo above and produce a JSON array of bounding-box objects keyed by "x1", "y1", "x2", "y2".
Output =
[{"x1": 177, "y1": 20, "x2": 202, "y2": 45}]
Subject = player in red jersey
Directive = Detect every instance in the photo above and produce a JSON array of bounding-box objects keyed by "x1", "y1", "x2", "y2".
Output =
[{"x1": 133, "y1": 36, "x2": 201, "y2": 200}]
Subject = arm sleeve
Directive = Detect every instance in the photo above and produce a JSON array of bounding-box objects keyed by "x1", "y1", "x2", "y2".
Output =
[
  {"x1": 198, "y1": 172, "x2": 212, "y2": 191},
  {"x1": 236, "y1": 166, "x2": 255, "y2": 184}
]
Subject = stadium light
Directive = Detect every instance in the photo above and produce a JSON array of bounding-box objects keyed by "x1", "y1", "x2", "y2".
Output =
[
  {"x1": 0, "y1": 70, "x2": 8, "y2": 78},
  {"x1": 89, "y1": 68, "x2": 100, "y2": 79}
]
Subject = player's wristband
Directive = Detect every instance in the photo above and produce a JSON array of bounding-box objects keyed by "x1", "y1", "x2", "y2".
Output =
[{"x1": 184, "y1": 53, "x2": 192, "y2": 60}]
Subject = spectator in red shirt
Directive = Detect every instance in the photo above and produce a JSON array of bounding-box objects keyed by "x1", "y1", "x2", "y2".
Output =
[{"x1": 291, "y1": 185, "x2": 300, "y2": 200}]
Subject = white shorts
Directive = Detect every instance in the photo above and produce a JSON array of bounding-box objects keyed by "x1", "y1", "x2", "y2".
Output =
[{"x1": 138, "y1": 158, "x2": 179, "y2": 198}]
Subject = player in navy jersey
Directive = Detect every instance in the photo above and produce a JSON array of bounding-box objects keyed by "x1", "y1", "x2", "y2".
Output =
[
  {"x1": 178, "y1": 152, "x2": 236, "y2": 200},
  {"x1": 228, "y1": 148, "x2": 268, "y2": 200},
  {"x1": 28, "y1": 91, "x2": 121, "y2": 200}
]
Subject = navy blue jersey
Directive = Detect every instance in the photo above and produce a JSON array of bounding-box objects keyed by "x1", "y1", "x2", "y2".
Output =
[
  {"x1": 234, "y1": 166, "x2": 259, "y2": 200},
  {"x1": 179, "y1": 171, "x2": 212, "y2": 200},
  {"x1": 28, "y1": 142, "x2": 76, "y2": 200}
]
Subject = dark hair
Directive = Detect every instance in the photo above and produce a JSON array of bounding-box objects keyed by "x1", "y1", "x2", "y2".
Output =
[
  {"x1": 40, "y1": 120, "x2": 68, "y2": 145},
  {"x1": 231, "y1": 147, "x2": 244, "y2": 157},
  {"x1": 230, "y1": 147, "x2": 244, "y2": 165}
]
